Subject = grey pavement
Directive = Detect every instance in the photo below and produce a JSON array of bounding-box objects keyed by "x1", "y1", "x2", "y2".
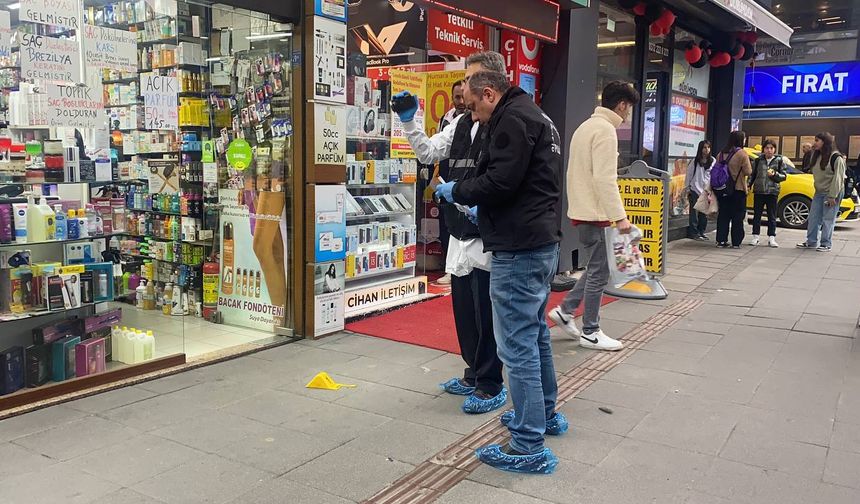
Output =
[{"x1": 1, "y1": 224, "x2": 859, "y2": 503}]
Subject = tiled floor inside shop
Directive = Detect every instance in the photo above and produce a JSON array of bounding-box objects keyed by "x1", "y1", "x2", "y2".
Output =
[{"x1": 114, "y1": 303, "x2": 283, "y2": 361}]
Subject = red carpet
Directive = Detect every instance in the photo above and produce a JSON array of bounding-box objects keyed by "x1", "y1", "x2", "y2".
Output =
[{"x1": 346, "y1": 290, "x2": 617, "y2": 354}]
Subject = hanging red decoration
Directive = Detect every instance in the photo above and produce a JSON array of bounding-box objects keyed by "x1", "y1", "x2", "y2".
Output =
[
  {"x1": 633, "y1": 2, "x2": 647, "y2": 16},
  {"x1": 656, "y1": 9, "x2": 676, "y2": 29},
  {"x1": 732, "y1": 45, "x2": 746, "y2": 60},
  {"x1": 649, "y1": 23, "x2": 662, "y2": 37},
  {"x1": 685, "y1": 45, "x2": 703, "y2": 64}
]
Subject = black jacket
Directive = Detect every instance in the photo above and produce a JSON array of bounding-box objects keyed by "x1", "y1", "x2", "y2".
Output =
[
  {"x1": 443, "y1": 114, "x2": 483, "y2": 240},
  {"x1": 452, "y1": 87, "x2": 562, "y2": 252}
]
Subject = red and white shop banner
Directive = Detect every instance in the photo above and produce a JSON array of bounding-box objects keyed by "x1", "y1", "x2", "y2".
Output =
[
  {"x1": 501, "y1": 30, "x2": 542, "y2": 104},
  {"x1": 427, "y1": 9, "x2": 489, "y2": 58}
]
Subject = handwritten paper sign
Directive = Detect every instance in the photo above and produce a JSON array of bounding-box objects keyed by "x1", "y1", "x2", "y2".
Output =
[
  {"x1": 20, "y1": 0, "x2": 80, "y2": 30},
  {"x1": 83, "y1": 25, "x2": 137, "y2": 73},
  {"x1": 141, "y1": 74, "x2": 178, "y2": 130},
  {"x1": 0, "y1": 12, "x2": 11, "y2": 62},
  {"x1": 20, "y1": 33, "x2": 81, "y2": 83},
  {"x1": 46, "y1": 84, "x2": 105, "y2": 129}
]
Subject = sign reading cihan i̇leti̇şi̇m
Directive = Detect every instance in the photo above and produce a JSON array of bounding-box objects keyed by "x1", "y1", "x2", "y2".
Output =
[{"x1": 618, "y1": 178, "x2": 665, "y2": 273}]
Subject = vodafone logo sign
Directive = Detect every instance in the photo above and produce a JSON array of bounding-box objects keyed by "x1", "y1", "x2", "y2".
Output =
[{"x1": 521, "y1": 36, "x2": 540, "y2": 61}]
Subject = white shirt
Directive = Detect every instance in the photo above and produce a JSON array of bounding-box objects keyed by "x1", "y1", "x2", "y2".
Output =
[
  {"x1": 685, "y1": 156, "x2": 715, "y2": 195},
  {"x1": 401, "y1": 116, "x2": 488, "y2": 276}
]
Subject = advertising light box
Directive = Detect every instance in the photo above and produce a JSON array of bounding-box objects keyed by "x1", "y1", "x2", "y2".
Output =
[{"x1": 744, "y1": 62, "x2": 860, "y2": 108}]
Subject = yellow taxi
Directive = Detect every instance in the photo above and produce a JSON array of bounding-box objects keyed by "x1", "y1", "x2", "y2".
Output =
[{"x1": 745, "y1": 148, "x2": 859, "y2": 229}]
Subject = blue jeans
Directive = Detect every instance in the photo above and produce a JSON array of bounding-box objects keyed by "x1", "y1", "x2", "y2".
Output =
[
  {"x1": 490, "y1": 243, "x2": 559, "y2": 455},
  {"x1": 806, "y1": 192, "x2": 842, "y2": 247}
]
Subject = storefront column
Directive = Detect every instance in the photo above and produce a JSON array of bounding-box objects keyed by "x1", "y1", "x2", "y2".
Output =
[
  {"x1": 541, "y1": 4, "x2": 599, "y2": 272},
  {"x1": 711, "y1": 61, "x2": 747, "y2": 152}
]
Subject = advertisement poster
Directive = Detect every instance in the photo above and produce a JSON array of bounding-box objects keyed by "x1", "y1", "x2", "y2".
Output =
[
  {"x1": 672, "y1": 48, "x2": 710, "y2": 99},
  {"x1": 313, "y1": 260, "x2": 345, "y2": 336},
  {"x1": 315, "y1": 185, "x2": 346, "y2": 262},
  {"x1": 618, "y1": 178, "x2": 665, "y2": 273},
  {"x1": 83, "y1": 25, "x2": 138, "y2": 73},
  {"x1": 218, "y1": 189, "x2": 288, "y2": 331},
  {"x1": 389, "y1": 69, "x2": 427, "y2": 158},
  {"x1": 313, "y1": 16, "x2": 347, "y2": 104},
  {"x1": 20, "y1": 34, "x2": 81, "y2": 83},
  {"x1": 46, "y1": 84, "x2": 105, "y2": 129},
  {"x1": 345, "y1": 275, "x2": 428, "y2": 317},
  {"x1": 427, "y1": 9, "x2": 489, "y2": 58},
  {"x1": 501, "y1": 31, "x2": 542, "y2": 104},
  {"x1": 347, "y1": 0, "x2": 427, "y2": 68},
  {"x1": 141, "y1": 74, "x2": 179, "y2": 130},
  {"x1": 744, "y1": 62, "x2": 860, "y2": 108},
  {"x1": 148, "y1": 160, "x2": 180, "y2": 194},
  {"x1": 21, "y1": 0, "x2": 80, "y2": 30},
  {"x1": 668, "y1": 93, "x2": 707, "y2": 158},
  {"x1": 314, "y1": 103, "x2": 346, "y2": 165},
  {"x1": 424, "y1": 70, "x2": 465, "y2": 137},
  {"x1": 315, "y1": 0, "x2": 346, "y2": 22}
]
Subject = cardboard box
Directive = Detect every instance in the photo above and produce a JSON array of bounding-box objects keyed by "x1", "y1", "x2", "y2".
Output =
[
  {"x1": 1, "y1": 346, "x2": 24, "y2": 395},
  {"x1": 75, "y1": 338, "x2": 106, "y2": 377},
  {"x1": 25, "y1": 344, "x2": 51, "y2": 387},
  {"x1": 33, "y1": 318, "x2": 84, "y2": 346},
  {"x1": 51, "y1": 335, "x2": 80, "y2": 382}
]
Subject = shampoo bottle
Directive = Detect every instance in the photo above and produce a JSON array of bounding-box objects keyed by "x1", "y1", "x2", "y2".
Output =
[
  {"x1": 66, "y1": 209, "x2": 79, "y2": 239},
  {"x1": 26, "y1": 194, "x2": 45, "y2": 242},
  {"x1": 76, "y1": 209, "x2": 89, "y2": 238},
  {"x1": 54, "y1": 205, "x2": 67, "y2": 240},
  {"x1": 11, "y1": 203, "x2": 26, "y2": 243},
  {"x1": 84, "y1": 205, "x2": 97, "y2": 236},
  {"x1": 222, "y1": 223, "x2": 234, "y2": 294},
  {"x1": 38, "y1": 196, "x2": 55, "y2": 240}
]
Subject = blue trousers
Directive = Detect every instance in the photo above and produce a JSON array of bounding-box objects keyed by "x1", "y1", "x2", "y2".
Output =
[{"x1": 806, "y1": 192, "x2": 842, "y2": 248}]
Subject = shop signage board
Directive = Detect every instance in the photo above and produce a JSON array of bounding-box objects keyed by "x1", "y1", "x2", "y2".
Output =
[
  {"x1": 83, "y1": 25, "x2": 138, "y2": 73},
  {"x1": 427, "y1": 9, "x2": 489, "y2": 58},
  {"x1": 141, "y1": 74, "x2": 179, "y2": 130},
  {"x1": 668, "y1": 93, "x2": 708, "y2": 158},
  {"x1": 315, "y1": 0, "x2": 347, "y2": 22},
  {"x1": 347, "y1": 0, "x2": 428, "y2": 68},
  {"x1": 744, "y1": 62, "x2": 860, "y2": 108},
  {"x1": 617, "y1": 171, "x2": 667, "y2": 274},
  {"x1": 314, "y1": 184, "x2": 346, "y2": 263},
  {"x1": 424, "y1": 70, "x2": 465, "y2": 137},
  {"x1": 743, "y1": 106, "x2": 860, "y2": 120},
  {"x1": 417, "y1": 0, "x2": 560, "y2": 43},
  {"x1": 313, "y1": 16, "x2": 347, "y2": 104},
  {"x1": 754, "y1": 31, "x2": 857, "y2": 67},
  {"x1": 313, "y1": 260, "x2": 345, "y2": 336},
  {"x1": 313, "y1": 103, "x2": 346, "y2": 165},
  {"x1": 345, "y1": 275, "x2": 429, "y2": 317},
  {"x1": 20, "y1": 33, "x2": 81, "y2": 83},
  {"x1": 218, "y1": 189, "x2": 289, "y2": 332},
  {"x1": 0, "y1": 12, "x2": 11, "y2": 61},
  {"x1": 501, "y1": 31, "x2": 542, "y2": 104},
  {"x1": 389, "y1": 69, "x2": 428, "y2": 158},
  {"x1": 45, "y1": 83, "x2": 104, "y2": 129},
  {"x1": 20, "y1": 0, "x2": 80, "y2": 30}
]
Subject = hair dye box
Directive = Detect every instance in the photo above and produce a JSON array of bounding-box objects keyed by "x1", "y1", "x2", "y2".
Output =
[{"x1": 75, "y1": 338, "x2": 106, "y2": 377}]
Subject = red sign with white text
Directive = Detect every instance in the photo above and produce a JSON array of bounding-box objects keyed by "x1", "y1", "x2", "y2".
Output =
[
  {"x1": 427, "y1": 9, "x2": 489, "y2": 58},
  {"x1": 501, "y1": 30, "x2": 543, "y2": 104}
]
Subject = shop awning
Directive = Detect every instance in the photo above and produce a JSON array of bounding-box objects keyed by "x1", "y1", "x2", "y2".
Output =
[{"x1": 707, "y1": 0, "x2": 793, "y2": 47}]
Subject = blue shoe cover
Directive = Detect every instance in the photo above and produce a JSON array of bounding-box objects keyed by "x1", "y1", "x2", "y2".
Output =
[
  {"x1": 462, "y1": 387, "x2": 507, "y2": 414},
  {"x1": 500, "y1": 410, "x2": 569, "y2": 436},
  {"x1": 475, "y1": 444, "x2": 559, "y2": 474},
  {"x1": 439, "y1": 378, "x2": 475, "y2": 396}
]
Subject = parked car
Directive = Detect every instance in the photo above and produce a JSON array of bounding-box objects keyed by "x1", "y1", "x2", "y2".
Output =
[{"x1": 745, "y1": 148, "x2": 859, "y2": 229}]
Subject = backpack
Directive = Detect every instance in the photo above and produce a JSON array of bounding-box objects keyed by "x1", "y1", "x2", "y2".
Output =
[{"x1": 711, "y1": 149, "x2": 740, "y2": 198}]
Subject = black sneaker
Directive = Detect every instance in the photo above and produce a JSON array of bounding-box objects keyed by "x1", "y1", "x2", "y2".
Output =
[
  {"x1": 699, "y1": 234, "x2": 710, "y2": 241},
  {"x1": 717, "y1": 242, "x2": 730, "y2": 248}
]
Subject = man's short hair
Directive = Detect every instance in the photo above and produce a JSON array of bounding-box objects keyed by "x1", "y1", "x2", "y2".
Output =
[
  {"x1": 465, "y1": 51, "x2": 506, "y2": 74},
  {"x1": 601, "y1": 81, "x2": 640, "y2": 110},
  {"x1": 451, "y1": 79, "x2": 465, "y2": 93},
  {"x1": 761, "y1": 139, "x2": 777, "y2": 150},
  {"x1": 468, "y1": 71, "x2": 511, "y2": 95}
]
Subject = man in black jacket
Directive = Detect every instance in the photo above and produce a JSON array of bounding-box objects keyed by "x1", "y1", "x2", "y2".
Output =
[{"x1": 435, "y1": 62, "x2": 566, "y2": 474}]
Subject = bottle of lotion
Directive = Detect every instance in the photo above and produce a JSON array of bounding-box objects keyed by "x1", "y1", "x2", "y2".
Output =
[
  {"x1": 66, "y1": 209, "x2": 79, "y2": 239},
  {"x1": 12, "y1": 203, "x2": 27, "y2": 243},
  {"x1": 54, "y1": 205, "x2": 67, "y2": 240},
  {"x1": 76, "y1": 208, "x2": 89, "y2": 238},
  {"x1": 38, "y1": 195, "x2": 55, "y2": 240}
]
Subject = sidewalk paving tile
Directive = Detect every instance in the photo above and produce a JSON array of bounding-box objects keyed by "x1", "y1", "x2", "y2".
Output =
[
  {"x1": 0, "y1": 462, "x2": 120, "y2": 504},
  {"x1": 467, "y1": 455, "x2": 590, "y2": 503},
  {"x1": 601, "y1": 363, "x2": 703, "y2": 393},
  {"x1": 815, "y1": 483, "x2": 860, "y2": 504},
  {"x1": 288, "y1": 402, "x2": 393, "y2": 444},
  {"x1": 437, "y1": 480, "x2": 554, "y2": 504},
  {"x1": 74, "y1": 434, "x2": 202, "y2": 486},
  {"x1": 150, "y1": 410, "x2": 272, "y2": 452},
  {"x1": 219, "y1": 389, "x2": 332, "y2": 426},
  {"x1": 284, "y1": 445, "x2": 413, "y2": 502},
  {"x1": 563, "y1": 397, "x2": 649, "y2": 436},
  {"x1": 12, "y1": 415, "x2": 139, "y2": 462},
  {"x1": 401, "y1": 395, "x2": 497, "y2": 435},
  {"x1": 823, "y1": 449, "x2": 860, "y2": 489},
  {"x1": 132, "y1": 454, "x2": 272, "y2": 504},
  {"x1": 719, "y1": 428, "x2": 828, "y2": 479},
  {"x1": 0, "y1": 405, "x2": 87, "y2": 442},
  {"x1": 227, "y1": 477, "x2": 355, "y2": 504},
  {"x1": 90, "y1": 489, "x2": 167, "y2": 504},
  {"x1": 333, "y1": 381, "x2": 438, "y2": 418},
  {"x1": 65, "y1": 387, "x2": 158, "y2": 414},
  {"x1": 345, "y1": 419, "x2": 461, "y2": 465},
  {"x1": 621, "y1": 349, "x2": 702, "y2": 375},
  {"x1": 576, "y1": 379, "x2": 667, "y2": 413},
  {"x1": 793, "y1": 313, "x2": 859, "y2": 338},
  {"x1": 657, "y1": 328, "x2": 723, "y2": 346},
  {"x1": 549, "y1": 424, "x2": 624, "y2": 467},
  {"x1": 215, "y1": 426, "x2": 343, "y2": 475},
  {"x1": 831, "y1": 421, "x2": 860, "y2": 454},
  {"x1": 628, "y1": 393, "x2": 746, "y2": 456},
  {"x1": 751, "y1": 369, "x2": 841, "y2": 421},
  {"x1": 641, "y1": 339, "x2": 713, "y2": 358},
  {"x1": 101, "y1": 392, "x2": 216, "y2": 432},
  {"x1": 695, "y1": 457, "x2": 820, "y2": 504},
  {"x1": 0, "y1": 442, "x2": 57, "y2": 479},
  {"x1": 134, "y1": 370, "x2": 208, "y2": 395}
]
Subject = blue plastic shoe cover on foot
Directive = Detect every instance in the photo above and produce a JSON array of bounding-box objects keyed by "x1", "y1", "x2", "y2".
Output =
[
  {"x1": 499, "y1": 410, "x2": 569, "y2": 436},
  {"x1": 439, "y1": 378, "x2": 475, "y2": 396},
  {"x1": 462, "y1": 387, "x2": 508, "y2": 414},
  {"x1": 475, "y1": 444, "x2": 559, "y2": 474}
]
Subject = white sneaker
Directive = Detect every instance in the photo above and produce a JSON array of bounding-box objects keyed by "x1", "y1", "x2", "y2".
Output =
[
  {"x1": 768, "y1": 236, "x2": 779, "y2": 248},
  {"x1": 549, "y1": 307, "x2": 582, "y2": 338},
  {"x1": 437, "y1": 273, "x2": 452, "y2": 285},
  {"x1": 749, "y1": 235, "x2": 760, "y2": 246},
  {"x1": 579, "y1": 330, "x2": 624, "y2": 352}
]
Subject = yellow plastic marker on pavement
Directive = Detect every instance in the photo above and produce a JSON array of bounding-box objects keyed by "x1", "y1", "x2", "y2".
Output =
[{"x1": 305, "y1": 372, "x2": 357, "y2": 390}]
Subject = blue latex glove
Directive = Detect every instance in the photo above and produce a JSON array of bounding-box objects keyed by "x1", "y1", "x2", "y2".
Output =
[
  {"x1": 435, "y1": 181, "x2": 455, "y2": 203},
  {"x1": 392, "y1": 90, "x2": 419, "y2": 122},
  {"x1": 466, "y1": 206, "x2": 478, "y2": 225}
]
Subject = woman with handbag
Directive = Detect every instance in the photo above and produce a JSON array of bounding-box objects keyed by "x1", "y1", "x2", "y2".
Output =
[
  {"x1": 685, "y1": 140, "x2": 715, "y2": 241},
  {"x1": 748, "y1": 139, "x2": 787, "y2": 248},
  {"x1": 714, "y1": 131, "x2": 753, "y2": 248}
]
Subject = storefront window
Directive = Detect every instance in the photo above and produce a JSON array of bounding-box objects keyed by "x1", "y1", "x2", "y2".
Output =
[
  {"x1": 0, "y1": 0, "x2": 296, "y2": 410},
  {"x1": 667, "y1": 30, "x2": 711, "y2": 217},
  {"x1": 597, "y1": 3, "x2": 637, "y2": 166}
]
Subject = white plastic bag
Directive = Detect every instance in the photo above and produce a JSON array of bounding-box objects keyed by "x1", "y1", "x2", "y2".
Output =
[
  {"x1": 605, "y1": 225, "x2": 649, "y2": 287},
  {"x1": 446, "y1": 237, "x2": 491, "y2": 277}
]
